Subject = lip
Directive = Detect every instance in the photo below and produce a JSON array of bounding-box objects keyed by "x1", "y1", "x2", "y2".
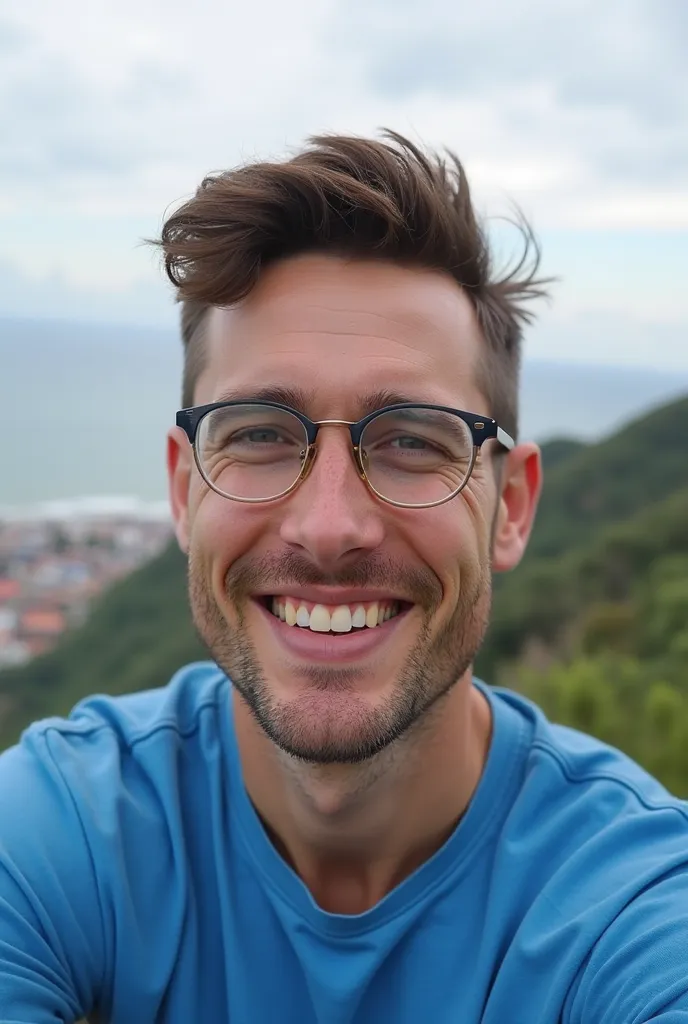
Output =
[
  {"x1": 254, "y1": 598, "x2": 411, "y2": 663},
  {"x1": 252, "y1": 587, "x2": 409, "y2": 605}
]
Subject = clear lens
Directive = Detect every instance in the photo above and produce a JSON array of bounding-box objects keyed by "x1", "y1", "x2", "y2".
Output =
[
  {"x1": 196, "y1": 404, "x2": 308, "y2": 500},
  {"x1": 360, "y1": 407, "x2": 475, "y2": 505}
]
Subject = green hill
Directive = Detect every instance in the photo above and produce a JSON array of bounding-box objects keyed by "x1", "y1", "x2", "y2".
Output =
[
  {"x1": 526, "y1": 395, "x2": 688, "y2": 559},
  {"x1": 478, "y1": 484, "x2": 688, "y2": 677},
  {"x1": 538, "y1": 437, "x2": 587, "y2": 472},
  {"x1": 2, "y1": 393, "x2": 688, "y2": 792},
  {"x1": 0, "y1": 544, "x2": 204, "y2": 749}
]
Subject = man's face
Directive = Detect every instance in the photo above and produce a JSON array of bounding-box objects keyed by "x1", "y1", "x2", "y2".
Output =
[{"x1": 168, "y1": 255, "x2": 535, "y2": 764}]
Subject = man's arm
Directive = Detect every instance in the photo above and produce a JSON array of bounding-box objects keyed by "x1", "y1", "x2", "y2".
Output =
[
  {"x1": 565, "y1": 865, "x2": 688, "y2": 1023},
  {"x1": 0, "y1": 727, "x2": 105, "y2": 1023}
]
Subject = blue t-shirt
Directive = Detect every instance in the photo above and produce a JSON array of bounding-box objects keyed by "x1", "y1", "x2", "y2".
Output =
[{"x1": 1, "y1": 662, "x2": 688, "y2": 1023}]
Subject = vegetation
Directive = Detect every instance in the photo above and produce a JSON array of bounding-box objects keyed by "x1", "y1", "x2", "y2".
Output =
[
  {"x1": 2, "y1": 394, "x2": 688, "y2": 795},
  {"x1": 480, "y1": 487, "x2": 688, "y2": 795},
  {"x1": 0, "y1": 543, "x2": 205, "y2": 747}
]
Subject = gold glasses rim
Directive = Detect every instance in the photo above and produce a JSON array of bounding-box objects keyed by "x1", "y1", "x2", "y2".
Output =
[{"x1": 190, "y1": 409, "x2": 481, "y2": 509}]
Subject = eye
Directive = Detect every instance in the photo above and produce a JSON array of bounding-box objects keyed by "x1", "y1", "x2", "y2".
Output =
[
  {"x1": 389, "y1": 435, "x2": 434, "y2": 451},
  {"x1": 232, "y1": 427, "x2": 288, "y2": 445}
]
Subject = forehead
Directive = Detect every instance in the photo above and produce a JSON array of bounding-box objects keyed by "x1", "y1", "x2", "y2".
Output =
[{"x1": 195, "y1": 255, "x2": 486, "y2": 414}]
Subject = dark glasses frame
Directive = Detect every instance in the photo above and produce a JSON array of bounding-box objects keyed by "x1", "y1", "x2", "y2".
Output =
[{"x1": 176, "y1": 400, "x2": 515, "y2": 509}]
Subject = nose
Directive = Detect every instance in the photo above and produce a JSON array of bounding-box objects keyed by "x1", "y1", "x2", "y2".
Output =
[{"x1": 278, "y1": 426, "x2": 385, "y2": 570}]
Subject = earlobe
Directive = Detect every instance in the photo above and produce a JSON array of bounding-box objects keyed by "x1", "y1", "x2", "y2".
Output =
[
  {"x1": 491, "y1": 444, "x2": 542, "y2": 573},
  {"x1": 167, "y1": 427, "x2": 192, "y2": 554}
]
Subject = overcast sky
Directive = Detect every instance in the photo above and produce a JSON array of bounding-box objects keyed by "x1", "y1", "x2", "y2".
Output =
[{"x1": 1, "y1": 0, "x2": 687, "y2": 369}]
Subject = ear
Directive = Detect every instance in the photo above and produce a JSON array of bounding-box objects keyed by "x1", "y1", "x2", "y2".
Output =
[
  {"x1": 491, "y1": 442, "x2": 542, "y2": 573},
  {"x1": 167, "y1": 426, "x2": 193, "y2": 554}
]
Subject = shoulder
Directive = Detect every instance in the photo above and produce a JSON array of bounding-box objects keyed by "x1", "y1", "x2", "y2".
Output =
[
  {"x1": 0, "y1": 660, "x2": 230, "y2": 864},
  {"x1": 489, "y1": 683, "x2": 688, "y2": 830},
  {"x1": 487, "y1": 684, "x2": 688, "y2": 927},
  {"x1": 563, "y1": 862, "x2": 688, "y2": 1022},
  {"x1": 0, "y1": 663, "x2": 230, "y2": 1019},
  {"x1": 486, "y1": 686, "x2": 688, "y2": 1021},
  {"x1": 0, "y1": 667, "x2": 230, "y2": 931},
  {"x1": 5, "y1": 660, "x2": 229, "y2": 771},
  {"x1": 49, "y1": 659, "x2": 230, "y2": 749}
]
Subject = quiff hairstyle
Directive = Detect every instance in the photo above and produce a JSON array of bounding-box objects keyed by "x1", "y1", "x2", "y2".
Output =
[{"x1": 158, "y1": 130, "x2": 549, "y2": 439}]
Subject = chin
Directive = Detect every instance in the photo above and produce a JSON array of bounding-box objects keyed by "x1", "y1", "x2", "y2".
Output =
[
  {"x1": 271, "y1": 689, "x2": 387, "y2": 763},
  {"x1": 244, "y1": 664, "x2": 431, "y2": 766}
]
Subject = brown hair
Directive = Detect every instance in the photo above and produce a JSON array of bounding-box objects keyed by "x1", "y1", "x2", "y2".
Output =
[{"x1": 158, "y1": 130, "x2": 550, "y2": 438}]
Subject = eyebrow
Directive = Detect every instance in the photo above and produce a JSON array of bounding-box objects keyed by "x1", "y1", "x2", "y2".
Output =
[
  {"x1": 214, "y1": 385, "x2": 316, "y2": 411},
  {"x1": 212, "y1": 385, "x2": 430, "y2": 417}
]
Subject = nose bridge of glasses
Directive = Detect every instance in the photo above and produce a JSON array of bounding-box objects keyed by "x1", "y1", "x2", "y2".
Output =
[
  {"x1": 310, "y1": 418, "x2": 360, "y2": 450},
  {"x1": 304, "y1": 419, "x2": 366, "y2": 481},
  {"x1": 313, "y1": 418, "x2": 357, "y2": 428}
]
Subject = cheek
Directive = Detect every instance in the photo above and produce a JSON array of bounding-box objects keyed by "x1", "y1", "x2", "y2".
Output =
[
  {"x1": 459, "y1": 473, "x2": 499, "y2": 550},
  {"x1": 188, "y1": 494, "x2": 245, "y2": 578},
  {"x1": 409, "y1": 504, "x2": 484, "y2": 601},
  {"x1": 419, "y1": 481, "x2": 497, "y2": 598},
  {"x1": 188, "y1": 492, "x2": 277, "y2": 594}
]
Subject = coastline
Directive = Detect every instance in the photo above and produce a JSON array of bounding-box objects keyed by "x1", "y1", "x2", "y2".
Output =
[{"x1": 0, "y1": 495, "x2": 171, "y2": 523}]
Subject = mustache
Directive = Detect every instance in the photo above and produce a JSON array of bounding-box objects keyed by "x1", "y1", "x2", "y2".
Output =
[{"x1": 225, "y1": 551, "x2": 442, "y2": 611}]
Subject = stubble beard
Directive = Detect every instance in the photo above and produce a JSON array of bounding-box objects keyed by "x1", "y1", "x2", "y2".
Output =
[{"x1": 188, "y1": 551, "x2": 492, "y2": 766}]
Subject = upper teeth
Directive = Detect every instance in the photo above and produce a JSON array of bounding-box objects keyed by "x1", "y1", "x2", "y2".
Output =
[{"x1": 270, "y1": 598, "x2": 400, "y2": 633}]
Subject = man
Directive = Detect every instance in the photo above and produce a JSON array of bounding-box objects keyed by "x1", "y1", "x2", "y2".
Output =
[{"x1": 1, "y1": 131, "x2": 687, "y2": 1023}]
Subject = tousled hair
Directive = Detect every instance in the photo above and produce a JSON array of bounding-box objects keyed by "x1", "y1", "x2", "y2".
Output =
[{"x1": 157, "y1": 130, "x2": 550, "y2": 438}]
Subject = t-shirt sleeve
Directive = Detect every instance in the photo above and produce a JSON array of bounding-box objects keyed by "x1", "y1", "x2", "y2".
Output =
[
  {"x1": 565, "y1": 865, "x2": 688, "y2": 1023},
  {"x1": 0, "y1": 726, "x2": 105, "y2": 1023}
]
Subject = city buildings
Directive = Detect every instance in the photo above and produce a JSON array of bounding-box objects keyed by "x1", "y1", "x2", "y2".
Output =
[{"x1": 0, "y1": 502, "x2": 172, "y2": 668}]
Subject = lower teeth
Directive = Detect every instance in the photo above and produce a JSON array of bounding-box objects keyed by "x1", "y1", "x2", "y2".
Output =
[{"x1": 295, "y1": 618, "x2": 397, "y2": 634}]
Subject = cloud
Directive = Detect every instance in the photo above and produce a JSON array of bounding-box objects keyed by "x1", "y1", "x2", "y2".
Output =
[
  {"x1": 526, "y1": 304, "x2": 688, "y2": 372},
  {"x1": 331, "y1": 0, "x2": 686, "y2": 118},
  {"x1": 0, "y1": 0, "x2": 331, "y2": 208},
  {"x1": 0, "y1": 16, "x2": 31, "y2": 55},
  {"x1": 322, "y1": 0, "x2": 688, "y2": 197},
  {"x1": 0, "y1": 37, "x2": 197, "y2": 193},
  {"x1": 0, "y1": 0, "x2": 686, "y2": 369},
  {"x1": 1, "y1": 0, "x2": 685, "y2": 225},
  {"x1": 0, "y1": 260, "x2": 176, "y2": 326}
]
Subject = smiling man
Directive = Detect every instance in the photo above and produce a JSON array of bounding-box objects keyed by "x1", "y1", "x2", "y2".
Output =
[{"x1": 1, "y1": 132, "x2": 688, "y2": 1024}]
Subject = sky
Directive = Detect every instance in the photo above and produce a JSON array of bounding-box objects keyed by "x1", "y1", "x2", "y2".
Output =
[{"x1": 1, "y1": 0, "x2": 687, "y2": 369}]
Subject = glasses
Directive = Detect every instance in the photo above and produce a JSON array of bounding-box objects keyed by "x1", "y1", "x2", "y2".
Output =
[{"x1": 176, "y1": 401, "x2": 514, "y2": 510}]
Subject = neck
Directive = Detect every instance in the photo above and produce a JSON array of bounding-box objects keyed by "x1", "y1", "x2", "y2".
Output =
[{"x1": 233, "y1": 677, "x2": 492, "y2": 914}]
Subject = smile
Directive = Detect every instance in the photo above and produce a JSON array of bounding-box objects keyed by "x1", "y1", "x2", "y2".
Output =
[
  {"x1": 267, "y1": 597, "x2": 404, "y2": 634},
  {"x1": 254, "y1": 594, "x2": 413, "y2": 663}
]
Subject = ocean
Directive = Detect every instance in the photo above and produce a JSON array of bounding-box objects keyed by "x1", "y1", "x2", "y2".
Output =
[{"x1": 2, "y1": 316, "x2": 688, "y2": 510}]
